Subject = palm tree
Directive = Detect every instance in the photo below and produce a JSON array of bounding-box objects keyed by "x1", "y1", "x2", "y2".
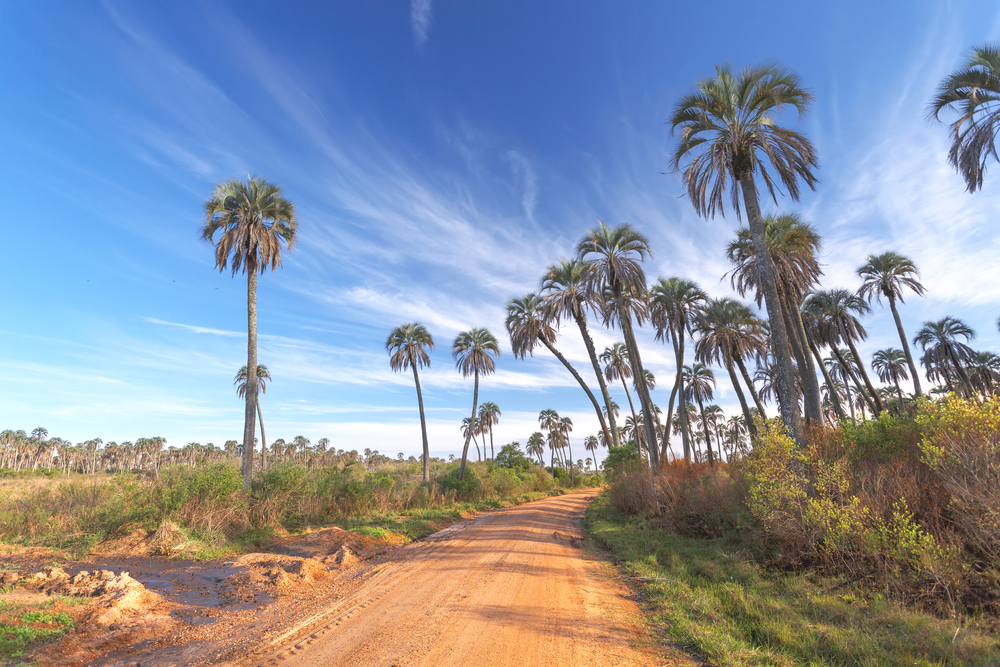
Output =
[
  {"x1": 601, "y1": 343, "x2": 640, "y2": 455},
  {"x1": 693, "y1": 298, "x2": 767, "y2": 438},
  {"x1": 453, "y1": 328, "x2": 500, "y2": 479},
  {"x1": 560, "y1": 416, "x2": 575, "y2": 482},
  {"x1": 506, "y1": 294, "x2": 613, "y2": 445},
  {"x1": 929, "y1": 44, "x2": 1000, "y2": 192},
  {"x1": 538, "y1": 409, "x2": 562, "y2": 470},
  {"x1": 913, "y1": 317, "x2": 978, "y2": 398},
  {"x1": 541, "y1": 259, "x2": 621, "y2": 447},
  {"x1": 649, "y1": 277, "x2": 707, "y2": 462},
  {"x1": 857, "y1": 252, "x2": 926, "y2": 397},
  {"x1": 235, "y1": 364, "x2": 272, "y2": 472},
  {"x1": 804, "y1": 289, "x2": 884, "y2": 415},
  {"x1": 671, "y1": 63, "x2": 818, "y2": 445},
  {"x1": 461, "y1": 417, "x2": 481, "y2": 463},
  {"x1": 683, "y1": 364, "x2": 717, "y2": 466},
  {"x1": 969, "y1": 351, "x2": 1000, "y2": 398},
  {"x1": 387, "y1": 322, "x2": 435, "y2": 481},
  {"x1": 478, "y1": 402, "x2": 501, "y2": 460},
  {"x1": 871, "y1": 348, "x2": 909, "y2": 409},
  {"x1": 203, "y1": 176, "x2": 297, "y2": 486},
  {"x1": 726, "y1": 213, "x2": 825, "y2": 424},
  {"x1": 824, "y1": 355, "x2": 856, "y2": 423},
  {"x1": 526, "y1": 432, "x2": 546, "y2": 466},
  {"x1": 578, "y1": 223, "x2": 659, "y2": 466}
]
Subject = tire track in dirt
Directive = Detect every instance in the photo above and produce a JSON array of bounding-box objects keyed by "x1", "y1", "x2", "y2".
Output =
[{"x1": 241, "y1": 490, "x2": 683, "y2": 667}]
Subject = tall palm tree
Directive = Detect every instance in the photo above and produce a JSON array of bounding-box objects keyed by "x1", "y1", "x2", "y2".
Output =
[
  {"x1": 387, "y1": 322, "x2": 435, "y2": 481},
  {"x1": 526, "y1": 432, "x2": 546, "y2": 465},
  {"x1": 234, "y1": 364, "x2": 272, "y2": 473},
  {"x1": 871, "y1": 348, "x2": 909, "y2": 409},
  {"x1": 804, "y1": 289, "x2": 884, "y2": 415},
  {"x1": 506, "y1": 293, "x2": 613, "y2": 445},
  {"x1": 726, "y1": 213, "x2": 825, "y2": 424},
  {"x1": 453, "y1": 328, "x2": 501, "y2": 479},
  {"x1": 540, "y1": 259, "x2": 620, "y2": 447},
  {"x1": 857, "y1": 252, "x2": 926, "y2": 397},
  {"x1": 578, "y1": 223, "x2": 659, "y2": 466},
  {"x1": 671, "y1": 63, "x2": 818, "y2": 445},
  {"x1": 203, "y1": 176, "x2": 297, "y2": 486},
  {"x1": 683, "y1": 364, "x2": 717, "y2": 466},
  {"x1": 478, "y1": 402, "x2": 501, "y2": 461},
  {"x1": 693, "y1": 298, "x2": 767, "y2": 437},
  {"x1": 650, "y1": 277, "x2": 707, "y2": 462},
  {"x1": 601, "y1": 343, "x2": 640, "y2": 455},
  {"x1": 913, "y1": 317, "x2": 978, "y2": 398},
  {"x1": 929, "y1": 44, "x2": 1000, "y2": 192}
]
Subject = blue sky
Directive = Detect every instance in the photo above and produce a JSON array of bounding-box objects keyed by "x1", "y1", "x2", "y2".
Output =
[{"x1": 2, "y1": 1, "x2": 1000, "y2": 461}]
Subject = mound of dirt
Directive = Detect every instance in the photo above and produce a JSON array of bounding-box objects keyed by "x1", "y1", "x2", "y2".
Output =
[
  {"x1": 151, "y1": 520, "x2": 192, "y2": 556},
  {"x1": 218, "y1": 554, "x2": 329, "y2": 605},
  {"x1": 272, "y1": 526, "x2": 362, "y2": 562},
  {"x1": 26, "y1": 566, "x2": 163, "y2": 626}
]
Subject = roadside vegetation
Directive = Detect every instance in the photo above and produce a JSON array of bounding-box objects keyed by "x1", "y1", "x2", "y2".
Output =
[
  {"x1": 589, "y1": 395, "x2": 1000, "y2": 665},
  {"x1": 0, "y1": 444, "x2": 599, "y2": 560}
]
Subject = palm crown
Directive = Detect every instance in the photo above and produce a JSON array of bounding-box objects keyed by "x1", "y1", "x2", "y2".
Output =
[
  {"x1": 452, "y1": 328, "x2": 500, "y2": 377},
  {"x1": 202, "y1": 176, "x2": 297, "y2": 275},
  {"x1": 857, "y1": 252, "x2": 926, "y2": 304},
  {"x1": 387, "y1": 323, "x2": 435, "y2": 372},
  {"x1": 929, "y1": 44, "x2": 1000, "y2": 192},
  {"x1": 670, "y1": 63, "x2": 818, "y2": 219}
]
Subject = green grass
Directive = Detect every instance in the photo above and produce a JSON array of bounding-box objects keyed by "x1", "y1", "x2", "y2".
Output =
[
  {"x1": 0, "y1": 604, "x2": 76, "y2": 660},
  {"x1": 585, "y1": 493, "x2": 1000, "y2": 667}
]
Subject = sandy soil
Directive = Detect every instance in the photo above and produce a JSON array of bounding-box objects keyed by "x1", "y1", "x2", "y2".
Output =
[
  {"x1": 3, "y1": 490, "x2": 695, "y2": 666},
  {"x1": 235, "y1": 490, "x2": 691, "y2": 667}
]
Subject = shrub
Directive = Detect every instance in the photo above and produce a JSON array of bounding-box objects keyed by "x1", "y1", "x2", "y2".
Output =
[{"x1": 917, "y1": 396, "x2": 1000, "y2": 563}]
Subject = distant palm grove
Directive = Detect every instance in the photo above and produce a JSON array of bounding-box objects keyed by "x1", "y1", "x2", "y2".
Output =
[{"x1": 4, "y1": 50, "x2": 1000, "y2": 488}]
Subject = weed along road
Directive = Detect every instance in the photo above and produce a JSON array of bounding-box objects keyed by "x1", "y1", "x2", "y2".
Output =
[{"x1": 244, "y1": 490, "x2": 668, "y2": 667}]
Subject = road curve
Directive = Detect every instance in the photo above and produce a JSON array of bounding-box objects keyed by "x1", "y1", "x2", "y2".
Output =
[{"x1": 250, "y1": 489, "x2": 665, "y2": 667}]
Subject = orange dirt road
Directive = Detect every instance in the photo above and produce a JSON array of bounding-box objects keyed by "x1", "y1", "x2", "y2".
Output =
[{"x1": 245, "y1": 490, "x2": 668, "y2": 667}]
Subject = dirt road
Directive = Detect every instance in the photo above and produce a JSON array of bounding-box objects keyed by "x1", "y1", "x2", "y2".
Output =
[{"x1": 246, "y1": 490, "x2": 667, "y2": 667}]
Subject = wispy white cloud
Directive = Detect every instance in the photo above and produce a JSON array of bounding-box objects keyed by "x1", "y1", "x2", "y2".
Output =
[{"x1": 411, "y1": 0, "x2": 433, "y2": 47}]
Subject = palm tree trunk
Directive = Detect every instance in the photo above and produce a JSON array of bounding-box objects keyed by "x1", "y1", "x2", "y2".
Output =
[
  {"x1": 809, "y1": 340, "x2": 846, "y2": 421},
  {"x1": 242, "y1": 269, "x2": 258, "y2": 488},
  {"x1": 489, "y1": 425, "x2": 495, "y2": 461},
  {"x1": 615, "y1": 291, "x2": 660, "y2": 467},
  {"x1": 786, "y1": 291, "x2": 825, "y2": 425},
  {"x1": 734, "y1": 356, "x2": 766, "y2": 418},
  {"x1": 726, "y1": 361, "x2": 756, "y2": 438},
  {"x1": 675, "y1": 333, "x2": 692, "y2": 462},
  {"x1": 845, "y1": 338, "x2": 884, "y2": 414},
  {"x1": 843, "y1": 374, "x2": 856, "y2": 423},
  {"x1": 541, "y1": 337, "x2": 613, "y2": 448},
  {"x1": 567, "y1": 439, "x2": 574, "y2": 483},
  {"x1": 661, "y1": 339, "x2": 682, "y2": 462},
  {"x1": 737, "y1": 174, "x2": 804, "y2": 446},
  {"x1": 575, "y1": 312, "x2": 620, "y2": 447},
  {"x1": 695, "y1": 395, "x2": 715, "y2": 466},
  {"x1": 412, "y1": 363, "x2": 430, "y2": 482},
  {"x1": 895, "y1": 380, "x2": 905, "y2": 411},
  {"x1": 619, "y1": 376, "x2": 640, "y2": 454},
  {"x1": 256, "y1": 400, "x2": 267, "y2": 473},
  {"x1": 888, "y1": 295, "x2": 922, "y2": 397},
  {"x1": 458, "y1": 370, "x2": 479, "y2": 480}
]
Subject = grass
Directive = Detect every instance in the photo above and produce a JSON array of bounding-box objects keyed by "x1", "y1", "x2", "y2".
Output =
[
  {"x1": 0, "y1": 597, "x2": 85, "y2": 661},
  {"x1": 585, "y1": 493, "x2": 1000, "y2": 667}
]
